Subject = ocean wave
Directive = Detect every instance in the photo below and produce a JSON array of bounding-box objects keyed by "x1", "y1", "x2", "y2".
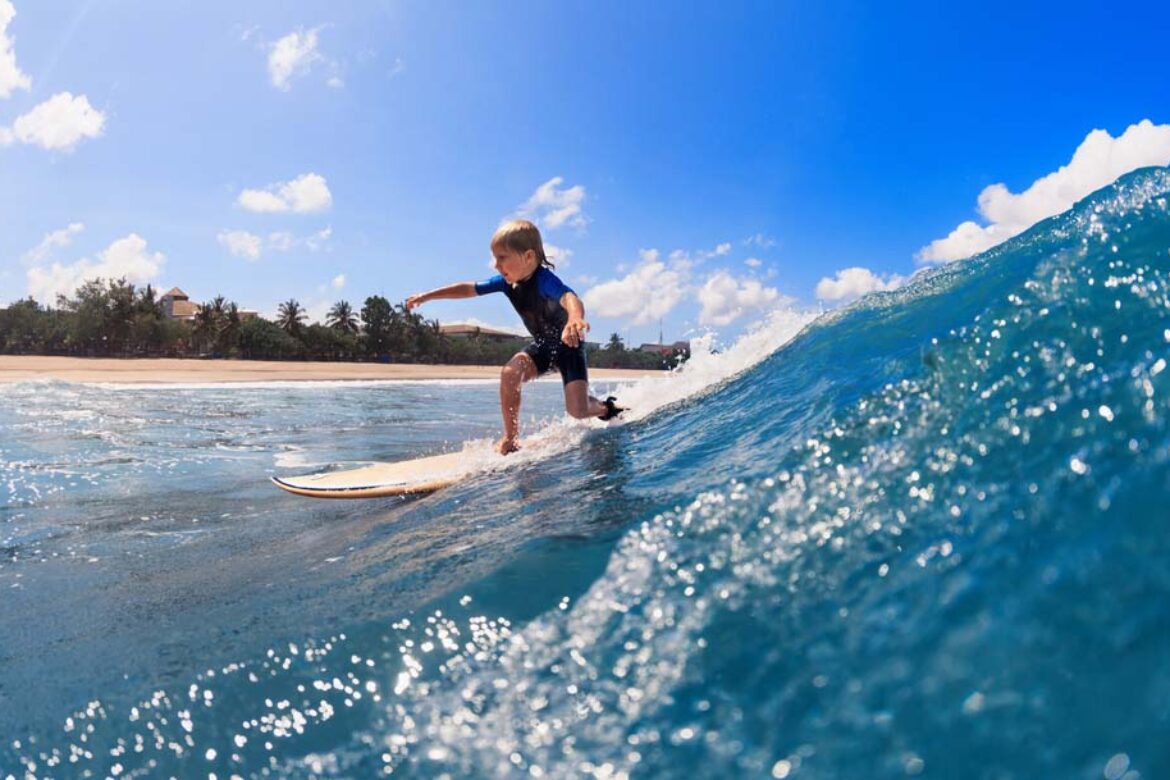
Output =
[{"x1": 5, "y1": 167, "x2": 1169, "y2": 779}]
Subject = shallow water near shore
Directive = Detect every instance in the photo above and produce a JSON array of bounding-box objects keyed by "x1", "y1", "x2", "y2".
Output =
[{"x1": 4, "y1": 168, "x2": 1170, "y2": 778}]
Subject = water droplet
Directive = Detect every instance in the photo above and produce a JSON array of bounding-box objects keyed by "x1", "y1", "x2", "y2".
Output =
[{"x1": 1104, "y1": 753, "x2": 1130, "y2": 780}]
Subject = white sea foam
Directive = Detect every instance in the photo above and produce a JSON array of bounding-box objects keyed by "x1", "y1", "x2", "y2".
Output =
[
  {"x1": 595, "y1": 306, "x2": 815, "y2": 424},
  {"x1": 470, "y1": 306, "x2": 818, "y2": 474}
]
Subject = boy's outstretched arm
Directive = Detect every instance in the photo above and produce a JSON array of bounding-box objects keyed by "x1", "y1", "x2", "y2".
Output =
[
  {"x1": 406, "y1": 282, "x2": 477, "y2": 311},
  {"x1": 560, "y1": 292, "x2": 590, "y2": 347}
]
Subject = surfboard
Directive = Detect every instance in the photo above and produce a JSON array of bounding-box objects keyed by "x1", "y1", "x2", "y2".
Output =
[
  {"x1": 271, "y1": 449, "x2": 479, "y2": 499},
  {"x1": 273, "y1": 405, "x2": 627, "y2": 500}
]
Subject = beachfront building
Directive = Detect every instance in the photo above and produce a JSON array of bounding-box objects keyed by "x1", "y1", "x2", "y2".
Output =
[
  {"x1": 160, "y1": 287, "x2": 259, "y2": 322},
  {"x1": 161, "y1": 288, "x2": 199, "y2": 321},
  {"x1": 639, "y1": 340, "x2": 691, "y2": 357}
]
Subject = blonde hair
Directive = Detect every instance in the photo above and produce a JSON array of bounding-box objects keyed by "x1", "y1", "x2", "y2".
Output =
[{"x1": 491, "y1": 219, "x2": 554, "y2": 269}]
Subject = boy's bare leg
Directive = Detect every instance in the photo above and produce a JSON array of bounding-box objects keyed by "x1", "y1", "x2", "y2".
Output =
[
  {"x1": 563, "y1": 379, "x2": 609, "y2": 419},
  {"x1": 497, "y1": 352, "x2": 538, "y2": 454}
]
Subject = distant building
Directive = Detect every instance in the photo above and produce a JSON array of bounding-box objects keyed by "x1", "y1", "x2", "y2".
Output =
[
  {"x1": 439, "y1": 323, "x2": 525, "y2": 342},
  {"x1": 161, "y1": 287, "x2": 199, "y2": 321},
  {"x1": 638, "y1": 340, "x2": 691, "y2": 357},
  {"x1": 160, "y1": 287, "x2": 259, "y2": 321}
]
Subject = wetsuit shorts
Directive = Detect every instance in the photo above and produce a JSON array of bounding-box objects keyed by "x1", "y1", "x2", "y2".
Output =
[{"x1": 523, "y1": 339, "x2": 588, "y2": 385}]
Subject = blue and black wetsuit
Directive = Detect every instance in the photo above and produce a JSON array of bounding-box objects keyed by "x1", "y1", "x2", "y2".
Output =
[{"x1": 475, "y1": 266, "x2": 588, "y2": 385}]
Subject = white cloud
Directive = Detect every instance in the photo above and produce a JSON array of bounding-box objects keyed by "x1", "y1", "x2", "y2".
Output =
[
  {"x1": 218, "y1": 229, "x2": 262, "y2": 261},
  {"x1": 266, "y1": 231, "x2": 296, "y2": 252},
  {"x1": 220, "y1": 226, "x2": 332, "y2": 259},
  {"x1": 24, "y1": 222, "x2": 84, "y2": 265},
  {"x1": 744, "y1": 257, "x2": 763, "y2": 268},
  {"x1": 238, "y1": 173, "x2": 332, "y2": 214},
  {"x1": 544, "y1": 241, "x2": 573, "y2": 270},
  {"x1": 304, "y1": 272, "x2": 352, "y2": 323},
  {"x1": 582, "y1": 252, "x2": 687, "y2": 325},
  {"x1": 520, "y1": 176, "x2": 587, "y2": 230},
  {"x1": 306, "y1": 226, "x2": 332, "y2": 250},
  {"x1": 667, "y1": 242, "x2": 732, "y2": 268},
  {"x1": 269, "y1": 226, "x2": 332, "y2": 252},
  {"x1": 268, "y1": 29, "x2": 323, "y2": 91},
  {"x1": 1, "y1": 92, "x2": 105, "y2": 151},
  {"x1": 0, "y1": 0, "x2": 30, "y2": 98},
  {"x1": 815, "y1": 267, "x2": 905, "y2": 303},
  {"x1": 697, "y1": 270, "x2": 784, "y2": 326},
  {"x1": 27, "y1": 233, "x2": 165, "y2": 303},
  {"x1": 918, "y1": 119, "x2": 1170, "y2": 264},
  {"x1": 585, "y1": 241, "x2": 787, "y2": 329},
  {"x1": 744, "y1": 233, "x2": 778, "y2": 249}
]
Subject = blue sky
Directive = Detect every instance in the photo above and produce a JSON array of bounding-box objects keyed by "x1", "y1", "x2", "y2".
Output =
[{"x1": 1, "y1": 1, "x2": 1168, "y2": 346}]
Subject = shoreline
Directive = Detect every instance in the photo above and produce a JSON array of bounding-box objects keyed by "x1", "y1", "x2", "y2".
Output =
[{"x1": 0, "y1": 355, "x2": 663, "y2": 385}]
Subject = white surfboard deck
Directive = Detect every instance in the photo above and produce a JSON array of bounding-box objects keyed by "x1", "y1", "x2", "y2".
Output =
[{"x1": 271, "y1": 439, "x2": 551, "y2": 499}]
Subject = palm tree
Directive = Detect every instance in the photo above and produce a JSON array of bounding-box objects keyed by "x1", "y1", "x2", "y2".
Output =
[
  {"x1": 207, "y1": 295, "x2": 228, "y2": 321},
  {"x1": 136, "y1": 284, "x2": 163, "y2": 318},
  {"x1": 192, "y1": 304, "x2": 219, "y2": 354},
  {"x1": 277, "y1": 299, "x2": 306, "y2": 336},
  {"x1": 326, "y1": 300, "x2": 359, "y2": 334},
  {"x1": 219, "y1": 302, "x2": 242, "y2": 353}
]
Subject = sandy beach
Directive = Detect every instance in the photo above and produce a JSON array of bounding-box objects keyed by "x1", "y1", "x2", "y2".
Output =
[{"x1": 0, "y1": 355, "x2": 661, "y2": 384}]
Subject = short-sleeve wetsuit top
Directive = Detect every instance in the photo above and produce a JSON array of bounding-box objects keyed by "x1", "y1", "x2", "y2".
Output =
[
  {"x1": 475, "y1": 266, "x2": 588, "y2": 384},
  {"x1": 475, "y1": 266, "x2": 574, "y2": 344}
]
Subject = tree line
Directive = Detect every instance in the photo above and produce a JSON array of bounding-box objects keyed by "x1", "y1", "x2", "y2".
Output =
[{"x1": 0, "y1": 277, "x2": 686, "y2": 369}]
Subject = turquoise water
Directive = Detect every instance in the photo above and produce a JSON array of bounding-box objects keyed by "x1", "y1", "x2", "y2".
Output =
[{"x1": 3, "y1": 167, "x2": 1170, "y2": 778}]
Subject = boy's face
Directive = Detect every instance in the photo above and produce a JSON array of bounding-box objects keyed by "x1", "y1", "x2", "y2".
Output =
[{"x1": 492, "y1": 244, "x2": 537, "y2": 284}]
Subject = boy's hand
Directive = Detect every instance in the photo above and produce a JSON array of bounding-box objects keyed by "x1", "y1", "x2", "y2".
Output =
[
  {"x1": 561, "y1": 317, "x2": 589, "y2": 348},
  {"x1": 405, "y1": 293, "x2": 426, "y2": 311}
]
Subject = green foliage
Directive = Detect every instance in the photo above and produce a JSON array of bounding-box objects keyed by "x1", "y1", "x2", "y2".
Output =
[
  {"x1": 360, "y1": 295, "x2": 393, "y2": 357},
  {"x1": 302, "y1": 323, "x2": 359, "y2": 360},
  {"x1": 0, "y1": 279, "x2": 683, "y2": 371},
  {"x1": 277, "y1": 299, "x2": 306, "y2": 337},
  {"x1": 238, "y1": 317, "x2": 303, "y2": 359},
  {"x1": 588, "y1": 343, "x2": 685, "y2": 370},
  {"x1": 0, "y1": 298, "x2": 51, "y2": 353},
  {"x1": 326, "y1": 300, "x2": 359, "y2": 334}
]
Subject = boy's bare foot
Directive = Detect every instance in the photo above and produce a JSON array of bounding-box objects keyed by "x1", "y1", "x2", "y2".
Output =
[{"x1": 495, "y1": 436, "x2": 520, "y2": 455}]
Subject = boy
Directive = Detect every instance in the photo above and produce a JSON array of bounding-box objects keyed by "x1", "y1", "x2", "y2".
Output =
[{"x1": 406, "y1": 219, "x2": 623, "y2": 455}]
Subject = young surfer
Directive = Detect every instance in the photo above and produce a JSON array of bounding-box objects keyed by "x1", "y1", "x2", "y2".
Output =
[{"x1": 406, "y1": 219, "x2": 624, "y2": 455}]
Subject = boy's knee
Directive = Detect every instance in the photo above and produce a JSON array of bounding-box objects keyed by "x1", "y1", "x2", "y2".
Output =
[{"x1": 500, "y1": 360, "x2": 525, "y2": 385}]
